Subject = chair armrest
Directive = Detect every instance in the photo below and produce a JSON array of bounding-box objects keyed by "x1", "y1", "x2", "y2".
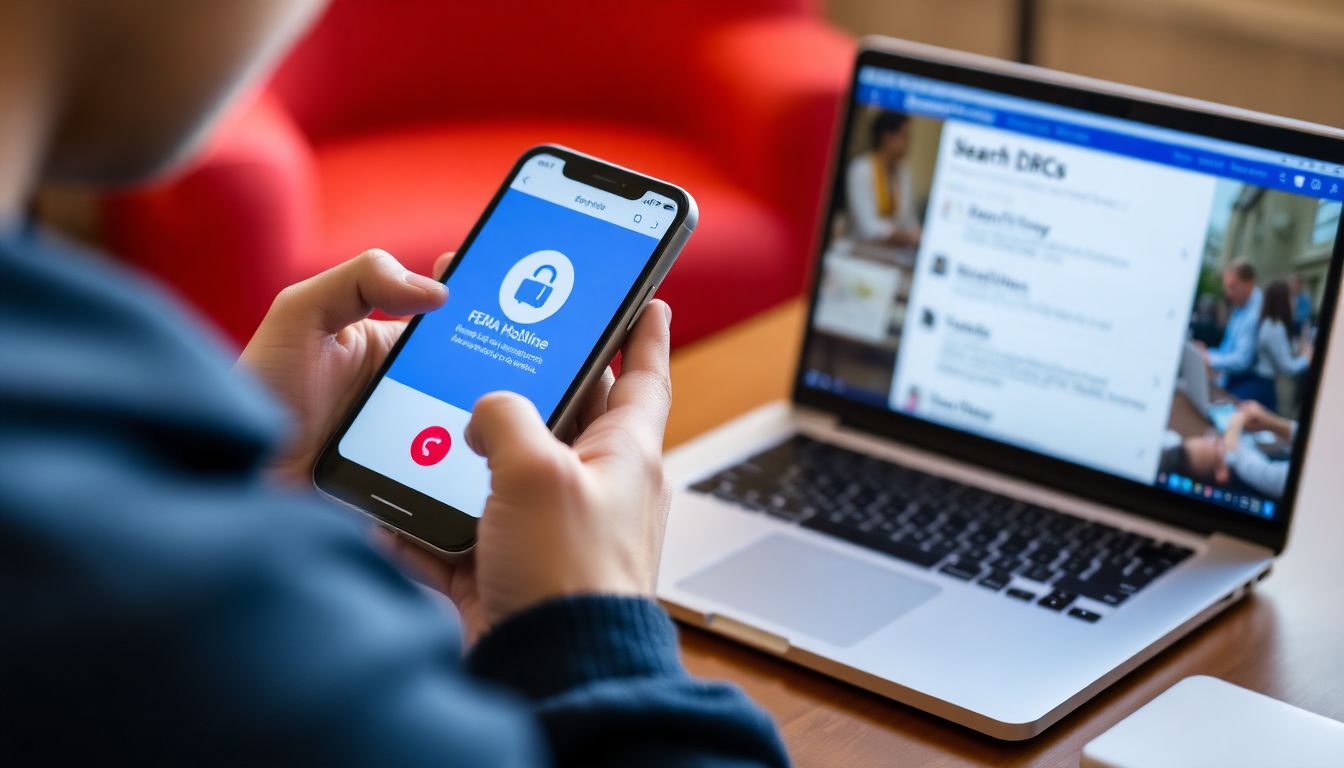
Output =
[
  {"x1": 103, "y1": 91, "x2": 318, "y2": 345},
  {"x1": 688, "y1": 17, "x2": 854, "y2": 238}
]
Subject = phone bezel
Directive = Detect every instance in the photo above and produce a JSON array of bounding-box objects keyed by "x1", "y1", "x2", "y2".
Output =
[{"x1": 313, "y1": 144, "x2": 694, "y2": 554}]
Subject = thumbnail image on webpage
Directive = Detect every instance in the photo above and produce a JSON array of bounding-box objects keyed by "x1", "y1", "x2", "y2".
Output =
[{"x1": 804, "y1": 100, "x2": 1341, "y2": 520}]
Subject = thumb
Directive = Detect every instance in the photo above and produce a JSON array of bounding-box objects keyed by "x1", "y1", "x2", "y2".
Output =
[
  {"x1": 465, "y1": 392, "x2": 568, "y2": 481},
  {"x1": 270, "y1": 249, "x2": 447, "y2": 336}
]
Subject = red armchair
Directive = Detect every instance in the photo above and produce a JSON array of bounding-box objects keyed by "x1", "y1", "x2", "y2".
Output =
[{"x1": 104, "y1": 0, "x2": 852, "y2": 348}]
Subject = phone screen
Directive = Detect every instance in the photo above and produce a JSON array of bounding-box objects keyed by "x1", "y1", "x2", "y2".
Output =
[{"x1": 335, "y1": 151, "x2": 681, "y2": 518}]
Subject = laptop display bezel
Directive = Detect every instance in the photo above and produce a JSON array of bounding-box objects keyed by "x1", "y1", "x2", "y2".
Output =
[{"x1": 793, "y1": 42, "x2": 1344, "y2": 555}]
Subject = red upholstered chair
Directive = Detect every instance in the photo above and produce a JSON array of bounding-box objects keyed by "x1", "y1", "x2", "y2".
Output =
[{"x1": 103, "y1": 1, "x2": 852, "y2": 348}]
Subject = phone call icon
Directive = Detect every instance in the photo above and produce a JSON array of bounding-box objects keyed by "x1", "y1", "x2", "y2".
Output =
[{"x1": 411, "y1": 425, "x2": 452, "y2": 466}]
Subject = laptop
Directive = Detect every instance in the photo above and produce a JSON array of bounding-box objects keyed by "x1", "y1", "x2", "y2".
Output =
[
  {"x1": 657, "y1": 37, "x2": 1344, "y2": 740},
  {"x1": 1176, "y1": 340, "x2": 1236, "y2": 430}
]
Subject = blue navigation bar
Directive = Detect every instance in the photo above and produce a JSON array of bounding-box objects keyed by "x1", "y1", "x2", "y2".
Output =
[{"x1": 856, "y1": 68, "x2": 1344, "y2": 203}]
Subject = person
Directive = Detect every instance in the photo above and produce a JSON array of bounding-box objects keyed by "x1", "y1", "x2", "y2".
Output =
[
  {"x1": 1158, "y1": 402, "x2": 1293, "y2": 500},
  {"x1": 1240, "y1": 279, "x2": 1312, "y2": 411},
  {"x1": 846, "y1": 110, "x2": 923, "y2": 247},
  {"x1": 1160, "y1": 432, "x2": 1230, "y2": 486},
  {"x1": 0, "y1": 2, "x2": 785, "y2": 765},
  {"x1": 1221, "y1": 400, "x2": 1295, "y2": 499},
  {"x1": 1289, "y1": 274, "x2": 1313, "y2": 335},
  {"x1": 1201, "y1": 258, "x2": 1263, "y2": 394}
]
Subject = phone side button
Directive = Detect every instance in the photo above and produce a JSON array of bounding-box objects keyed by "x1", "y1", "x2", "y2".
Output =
[{"x1": 625, "y1": 283, "x2": 659, "y2": 332}]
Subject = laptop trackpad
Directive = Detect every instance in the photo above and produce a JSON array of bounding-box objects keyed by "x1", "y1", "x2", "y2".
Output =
[{"x1": 677, "y1": 534, "x2": 941, "y2": 647}]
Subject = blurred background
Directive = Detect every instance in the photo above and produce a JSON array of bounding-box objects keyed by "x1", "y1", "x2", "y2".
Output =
[{"x1": 36, "y1": 0, "x2": 1344, "y2": 351}]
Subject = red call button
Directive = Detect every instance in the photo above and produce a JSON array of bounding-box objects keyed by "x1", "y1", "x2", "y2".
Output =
[{"x1": 411, "y1": 425, "x2": 452, "y2": 466}]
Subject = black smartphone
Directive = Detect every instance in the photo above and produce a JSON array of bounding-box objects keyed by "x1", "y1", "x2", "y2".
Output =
[{"x1": 314, "y1": 145, "x2": 697, "y2": 555}]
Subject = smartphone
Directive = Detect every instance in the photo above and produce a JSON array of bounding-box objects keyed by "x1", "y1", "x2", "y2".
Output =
[{"x1": 314, "y1": 145, "x2": 697, "y2": 555}]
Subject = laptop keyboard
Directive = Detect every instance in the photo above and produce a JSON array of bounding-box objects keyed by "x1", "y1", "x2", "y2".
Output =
[{"x1": 688, "y1": 435, "x2": 1195, "y2": 622}]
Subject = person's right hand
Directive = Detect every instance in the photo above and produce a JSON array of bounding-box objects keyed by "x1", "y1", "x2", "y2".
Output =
[
  {"x1": 1236, "y1": 400, "x2": 1273, "y2": 433},
  {"x1": 381, "y1": 300, "x2": 674, "y2": 643}
]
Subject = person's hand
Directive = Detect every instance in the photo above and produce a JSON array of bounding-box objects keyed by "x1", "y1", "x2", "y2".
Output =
[
  {"x1": 1298, "y1": 340, "x2": 1314, "y2": 363},
  {"x1": 1193, "y1": 340, "x2": 1210, "y2": 367},
  {"x1": 1184, "y1": 433, "x2": 1230, "y2": 485},
  {"x1": 1221, "y1": 408, "x2": 1248, "y2": 469},
  {"x1": 1200, "y1": 348, "x2": 1216, "y2": 380},
  {"x1": 238, "y1": 249, "x2": 453, "y2": 483},
  {"x1": 380, "y1": 300, "x2": 673, "y2": 645},
  {"x1": 1234, "y1": 400, "x2": 1272, "y2": 433}
]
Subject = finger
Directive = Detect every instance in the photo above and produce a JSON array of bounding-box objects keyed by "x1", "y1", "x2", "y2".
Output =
[
  {"x1": 373, "y1": 525, "x2": 451, "y2": 587},
  {"x1": 577, "y1": 366, "x2": 616, "y2": 432},
  {"x1": 370, "y1": 526, "x2": 400, "y2": 556},
  {"x1": 603, "y1": 300, "x2": 673, "y2": 450},
  {"x1": 433, "y1": 251, "x2": 456, "y2": 280},
  {"x1": 273, "y1": 249, "x2": 447, "y2": 335},
  {"x1": 464, "y1": 391, "x2": 566, "y2": 479}
]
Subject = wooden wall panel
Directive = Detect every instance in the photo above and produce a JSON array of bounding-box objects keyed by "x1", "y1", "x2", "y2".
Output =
[
  {"x1": 1037, "y1": 0, "x2": 1344, "y2": 128},
  {"x1": 825, "y1": 0, "x2": 1344, "y2": 128},
  {"x1": 826, "y1": 0, "x2": 1017, "y2": 58}
]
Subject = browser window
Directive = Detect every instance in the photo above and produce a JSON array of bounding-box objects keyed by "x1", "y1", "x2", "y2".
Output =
[{"x1": 804, "y1": 66, "x2": 1343, "y2": 521}]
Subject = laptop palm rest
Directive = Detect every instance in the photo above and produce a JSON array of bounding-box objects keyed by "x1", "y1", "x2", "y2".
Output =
[{"x1": 677, "y1": 534, "x2": 941, "y2": 647}]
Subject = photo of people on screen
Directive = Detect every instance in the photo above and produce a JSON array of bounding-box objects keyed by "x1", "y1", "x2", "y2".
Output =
[
  {"x1": 806, "y1": 109, "x2": 940, "y2": 401},
  {"x1": 804, "y1": 80, "x2": 1341, "y2": 519},
  {"x1": 846, "y1": 111, "x2": 924, "y2": 248},
  {"x1": 1160, "y1": 179, "x2": 1336, "y2": 506}
]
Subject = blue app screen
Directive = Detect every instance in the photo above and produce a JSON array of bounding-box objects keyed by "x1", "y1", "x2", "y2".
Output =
[
  {"x1": 389, "y1": 188, "x2": 655, "y2": 417},
  {"x1": 338, "y1": 154, "x2": 676, "y2": 517}
]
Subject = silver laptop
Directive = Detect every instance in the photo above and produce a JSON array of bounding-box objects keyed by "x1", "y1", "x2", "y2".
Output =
[
  {"x1": 1177, "y1": 340, "x2": 1238, "y2": 431},
  {"x1": 658, "y1": 37, "x2": 1344, "y2": 740}
]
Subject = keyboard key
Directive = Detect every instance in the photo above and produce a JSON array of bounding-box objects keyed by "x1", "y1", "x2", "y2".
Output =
[
  {"x1": 978, "y1": 570, "x2": 1013, "y2": 591},
  {"x1": 1022, "y1": 563, "x2": 1058, "y2": 584},
  {"x1": 1067, "y1": 607, "x2": 1102, "y2": 623},
  {"x1": 957, "y1": 547, "x2": 991, "y2": 563},
  {"x1": 1005, "y1": 587, "x2": 1036, "y2": 602},
  {"x1": 1054, "y1": 575, "x2": 1130, "y2": 606},
  {"x1": 1161, "y1": 543, "x2": 1195, "y2": 563},
  {"x1": 1037, "y1": 590, "x2": 1077, "y2": 611},
  {"x1": 927, "y1": 539, "x2": 958, "y2": 558},
  {"x1": 1057, "y1": 556, "x2": 1092, "y2": 575},
  {"x1": 1026, "y1": 546, "x2": 1061, "y2": 564},
  {"x1": 939, "y1": 560, "x2": 980, "y2": 581}
]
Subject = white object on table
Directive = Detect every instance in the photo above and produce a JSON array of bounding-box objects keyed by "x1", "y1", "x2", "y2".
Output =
[{"x1": 1082, "y1": 675, "x2": 1344, "y2": 768}]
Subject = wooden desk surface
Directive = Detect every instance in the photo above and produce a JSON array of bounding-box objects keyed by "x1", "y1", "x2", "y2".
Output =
[{"x1": 665, "y1": 299, "x2": 1344, "y2": 767}]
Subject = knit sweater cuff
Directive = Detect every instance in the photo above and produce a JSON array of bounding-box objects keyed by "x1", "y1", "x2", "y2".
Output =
[{"x1": 466, "y1": 595, "x2": 684, "y2": 700}]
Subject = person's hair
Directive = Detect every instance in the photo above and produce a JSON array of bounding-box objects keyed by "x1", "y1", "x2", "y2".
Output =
[
  {"x1": 871, "y1": 111, "x2": 909, "y2": 149},
  {"x1": 1262, "y1": 279, "x2": 1294, "y2": 328},
  {"x1": 1225, "y1": 258, "x2": 1256, "y2": 283}
]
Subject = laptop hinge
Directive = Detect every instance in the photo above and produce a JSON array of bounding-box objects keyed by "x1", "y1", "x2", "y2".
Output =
[
  {"x1": 706, "y1": 614, "x2": 791, "y2": 655},
  {"x1": 794, "y1": 404, "x2": 841, "y2": 429}
]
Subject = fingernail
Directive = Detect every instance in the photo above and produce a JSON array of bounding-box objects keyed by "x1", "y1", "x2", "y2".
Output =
[
  {"x1": 404, "y1": 271, "x2": 446, "y2": 294},
  {"x1": 661, "y1": 302, "x2": 672, "y2": 325}
]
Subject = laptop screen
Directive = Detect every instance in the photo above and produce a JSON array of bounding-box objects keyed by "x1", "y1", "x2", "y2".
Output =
[{"x1": 801, "y1": 61, "x2": 1343, "y2": 525}]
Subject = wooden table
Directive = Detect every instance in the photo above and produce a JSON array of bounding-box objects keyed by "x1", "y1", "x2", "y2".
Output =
[{"x1": 665, "y1": 299, "x2": 1344, "y2": 767}]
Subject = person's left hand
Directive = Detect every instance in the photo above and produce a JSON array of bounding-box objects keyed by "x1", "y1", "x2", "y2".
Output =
[{"x1": 238, "y1": 249, "x2": 453, "y2": 483}]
